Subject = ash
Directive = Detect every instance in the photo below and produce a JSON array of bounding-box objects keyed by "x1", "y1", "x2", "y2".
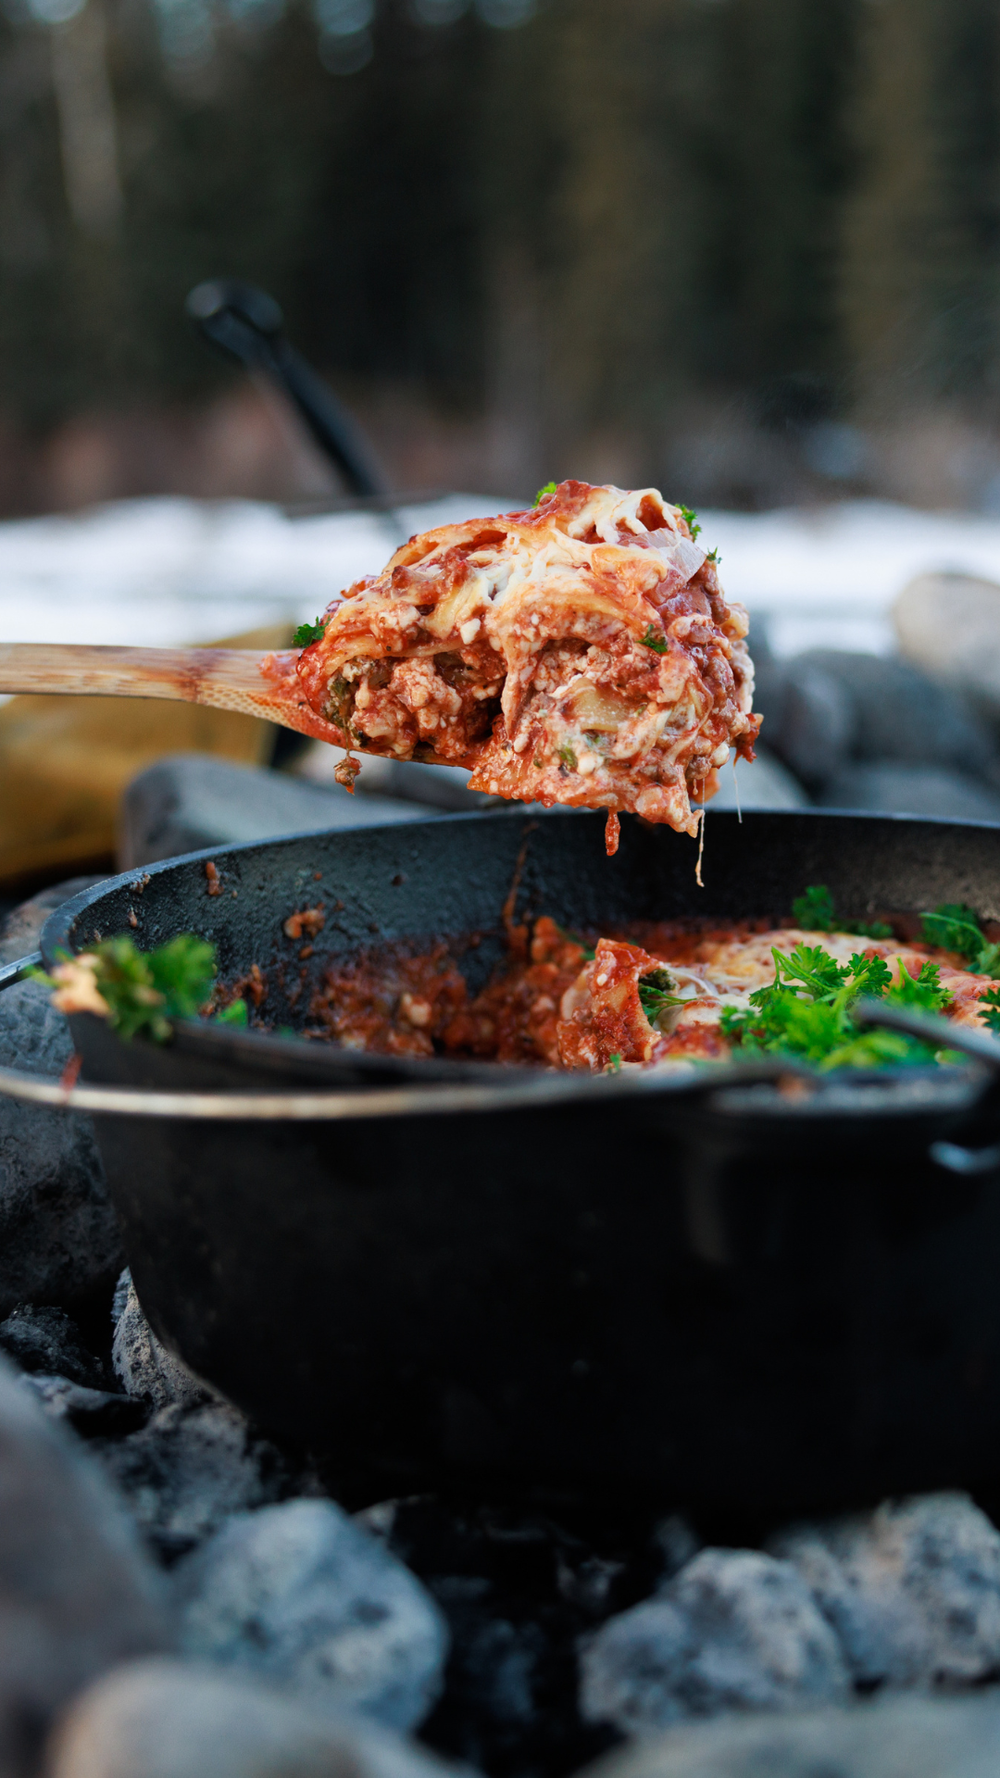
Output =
[{"x1": 3, "y1": 890, "x2": 1000, "y2": 1778}]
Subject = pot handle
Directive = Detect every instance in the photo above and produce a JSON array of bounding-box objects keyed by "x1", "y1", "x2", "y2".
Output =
[{"x1": 854, "y1": 997, "x2": 1000, "y2": 1174}]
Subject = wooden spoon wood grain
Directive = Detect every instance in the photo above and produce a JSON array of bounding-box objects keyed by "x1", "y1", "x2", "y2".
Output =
[{"x1": 0, "y1": 641, "x2": 349, "y2": 745}]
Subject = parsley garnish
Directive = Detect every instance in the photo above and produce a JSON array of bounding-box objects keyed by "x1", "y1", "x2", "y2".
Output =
[
  {"x1": 979, "y1": 987, "x2": 1000, "y2": 1035},
  {"x1": 677, "y1": 504, "x2": 702, "y2": 541},
  {"x1": 792, "y1": 883, "x2": 892, "y2": 940},
  {"x1": 534, "y1": 482, "x2": 558, "y2": 506},
  {"x1": 606, "y1": 1052, "x2": 622, "y2": 1074},
  {"x1": 293, "y1": 618, "x2": 327, "y2": 648},
  {"x1": 640, "y1": 625, "x2": 669, "y2": 654},
  {"x1": 214, "y1": 998, "x2": 249, "y2": 1028},
  {"x1": 920, "y1": 903, "x2": 1000, "y2": 976},
  {"x1": 707, "y1": 547, "x2": 721, "y2": 565},
  {"x1": 638, "y1": 967, "x2": 684, "y2": 1024},
  {"x1": 34, "y1": 934, "x2": 218, "y2": 1044},
  {"x1": 721, "y1": 943, "x2": 953, "y2": 1071},
  {"x1": 558, "y1": 743, "x2": 578, "y2": 772}
]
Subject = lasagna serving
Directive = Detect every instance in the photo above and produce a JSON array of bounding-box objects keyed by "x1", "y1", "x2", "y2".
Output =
[
  {"x1": 300, "y1": 904, "x2": 999, "y2": 1076},
  {"x1": 285, "y1": 481, "x2": 760, "y2": 852}
]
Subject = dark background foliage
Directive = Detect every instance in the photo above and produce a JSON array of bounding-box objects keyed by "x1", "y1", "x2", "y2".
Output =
[{"x1": 3, "y1": 0, "x2": 1000, "y2": 512}]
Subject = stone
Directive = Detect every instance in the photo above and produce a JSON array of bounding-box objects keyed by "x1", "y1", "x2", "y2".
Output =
[
  {"x1": 762, "y1": 658, "x2": 855, "y2": 790},
  {"x1": 0, "y1": 1304, "x2": 107, "y2": 1390},
  {"x1": 0, "y1": 876, "x2": 105, "y2": 971},
  {"x1": 700, "y1": 747, "x2": 806, "y2": 813},
  {"x1": 174, "y1": 1497, "x2": 449, "y2": 1732},
  {"x1": 95, "y1": 1401, "x2": 287, "y2": 1561},
  {"x1": 300, "y1": 748, "x2": 496, "y2": 811},
  {"x1": 573, "y1": 1691, "x2": 1000, "y2": 1778},
  {"x1": 578, "y1": 1549, "x2": 848, "y2": 1736},
  {"x1": 799, "y1": 649, "x2": 995, "y2": 774},
  {"x1": 20, "y1": 1373, "x2": 146, "y2": 1438},
  {"x1": 111, "y1": 1272, "x2": 212, "y2": 1411},
  {"x1": 894, "y1": 571, "x2": 1000, "y2": 718},
  {"x1": 48, "y1": 1657, "x2": 471, "y2": 1778},
  {"x1": 769, "y1": 1492, "x2": 1000, "y2": 1689},
  {"x1": 0, "y1": 1352, "x2": 169, "y2": 1776},
  {"x1": 816, "y1": 762, "x2": 1000, "y2": 821},
  {"x1": 118, "y1": 754, "x2": 431, "y2": 870},
  {"x1": 0, "y1": 883, "x2": 122, "y2": 1317}
]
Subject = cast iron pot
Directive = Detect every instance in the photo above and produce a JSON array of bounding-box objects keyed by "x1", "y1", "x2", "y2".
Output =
[{"x1": 16, "y1": 807, "x2": 1000, "y2": 1515}]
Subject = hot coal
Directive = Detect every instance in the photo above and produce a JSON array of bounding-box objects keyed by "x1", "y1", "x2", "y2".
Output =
[{"x1": 174, "y1": 1497, "x2": 450, "y2": 1731}]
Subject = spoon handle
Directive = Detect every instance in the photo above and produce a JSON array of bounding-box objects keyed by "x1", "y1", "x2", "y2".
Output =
[{"x1": 0, "y1": 643, "x2": 345, "y2": 744}]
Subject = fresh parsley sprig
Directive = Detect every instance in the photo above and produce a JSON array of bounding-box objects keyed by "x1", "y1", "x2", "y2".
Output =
[
  {"x1": 637, "y1": 967, "x2": 684, "y2": 1024},
  {"x1": 639, "y1": 625, "x2": 669, "y2": 655},
  {"x1": 33, "y1": 934, "x2": 218, "y2": 1044},
  {"x1": 293, "y1": 618, "x2": 327, "y2": 648},
  {"x1": 792, "y1": 883, "x2": 892, "y2": 940},
  {"x1": 677, "y1": 504, "x2": 701, "y2": 541},
  {"x1": 920, "y1": 903, "x2": 1000, "y2": 977},
  {"x1": 721, "y1": 942, "x2": 953, "y2": 1072},
  {"x1": 534, "y1": 482, "x2": 558, "y2": 506}
]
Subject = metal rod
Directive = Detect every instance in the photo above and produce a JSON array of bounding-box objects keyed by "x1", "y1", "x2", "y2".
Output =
[{"x1": 186, "y1": 280, "x2": 388, "y2": 499}]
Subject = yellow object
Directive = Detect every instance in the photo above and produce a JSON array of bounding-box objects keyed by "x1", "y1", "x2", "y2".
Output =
[{"x1": 0, "y1": 624, "x2": 293, "y2": 890}]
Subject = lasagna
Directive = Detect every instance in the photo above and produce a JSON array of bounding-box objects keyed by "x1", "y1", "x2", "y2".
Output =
[
  {"x1": 305, "y1": 917, "x2": 995, "y2": 1073},
  {"x1": 288, "y1": 481, "x2": 760, "y2": 851}
]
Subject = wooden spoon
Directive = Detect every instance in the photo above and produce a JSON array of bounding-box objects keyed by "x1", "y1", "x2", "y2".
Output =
[{"x1": 0, "y1": 642, "x2": 347, "y2": 744}]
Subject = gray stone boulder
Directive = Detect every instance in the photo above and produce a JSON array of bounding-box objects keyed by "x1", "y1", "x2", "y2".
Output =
[
  {"x1": 174, "y1": 1498, "x2": 449, "y2": 1732},
  {"x1": 0, "y1": 1305, "x2": 107, "y2": 1390},
  {"x1": 20, "y1": 1373, "x2": 146, "y2": 1439},
  {"x1": 769, "y1": 1492, "x2": 1000, "y2": 1689},
  {"x1": 798, "y1": 650, "x2": 995, "y2": 775},
  {"x1": 96, "y1": 1401, "x2": 287, "y2": 1560},
  {"x1": 700, "y1": 748, "x2": 807, "y2": 813},
  {"x1": 816, "y1": 762, "x2": 1000, "y2": 821},
  {"x1": 0, "y1": 1353, "x2": 169, "y2": 1775},
  {"x1": 572, "y1": 1690, "x2": 1000, "y2": 1778},
  {"x1": 578, "y1": 1548, "x2": 848, "y2": 1736},
  {"x1": 111, "y1": 1272, "x2": 213, "y2": 1412},
  {"x1": 48, "y1": 1657, "x2": 471, "y2": 1778},
  {"x1": 894, "y1": 571, "x2": 1000, "y2": 719},
  {"x1": 750, "y1": 637, "x2": 999, "y2": 795},
  {"x1": 0, "y1": 882, "x2": 122, "y2": 1316},
  {"x1": 118, "y1": 754, "x2": 430, "y2": 870}
]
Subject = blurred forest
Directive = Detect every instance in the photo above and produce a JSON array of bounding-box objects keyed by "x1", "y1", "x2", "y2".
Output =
[{"x1": 3, "y1": 0, "x2": 1000, "y2": 513}]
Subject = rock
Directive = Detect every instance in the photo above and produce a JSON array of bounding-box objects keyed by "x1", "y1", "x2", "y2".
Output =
[
  {"x1": 96, "y1": 1401, "x2": 287, "y2": 1560},
  {"x1": 761, "y1": 657, "x2": 855, "y2": 789},
  {"x1": 0, "y1": 1352, "x2": 169, "y2": 1775},
  {"x1": 702, "y1": 747, "x2": 807, "y2": 813},
  {"x1": 0, "y1": 876, "x2": 106, "y2": 970},
  {"x1": 0, "y1": 1304, "x2": 107, "y2": 1390},
  {"x1": 816, "y1": 762, "x2": 1000, "y2": 821},
  {"x1": 300, "y1": 748, "x2": 496, "y2": 811},
  {"x1": 48, "y1": 1656, "x2": 470, "y2": 1778},
  {"x1": 111, "y1": 1272, "x2": 212, "y2": 1411},
  {"x1": 118, "y1": 755, "x2": 431, "y2": 870},
  {"x1": 20, "y1": 1373, "x2": 146, "y2": 1438},
  {"x1": 578, "y1": 1549, "x2": 848, "y2": 1736},
  {"x1": 573, "y1": 1690, "x2": 1000, "y2": 1778},
  {"x1": 174, "y1": 1497, "x2": 449, "y2": 1732},
  {"x1": 798, "y1": 650, "x2": 995, "y2": 774},
  {"x1": 894, "y1": 571, "x2": 1000, "y2": 718},
  {"x1": 0, "y1": 881, "x2": 123, "y2": 1317},
  {"x1": 769, "y1": 1492, "x2": 1000, "y2": 1689}
]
